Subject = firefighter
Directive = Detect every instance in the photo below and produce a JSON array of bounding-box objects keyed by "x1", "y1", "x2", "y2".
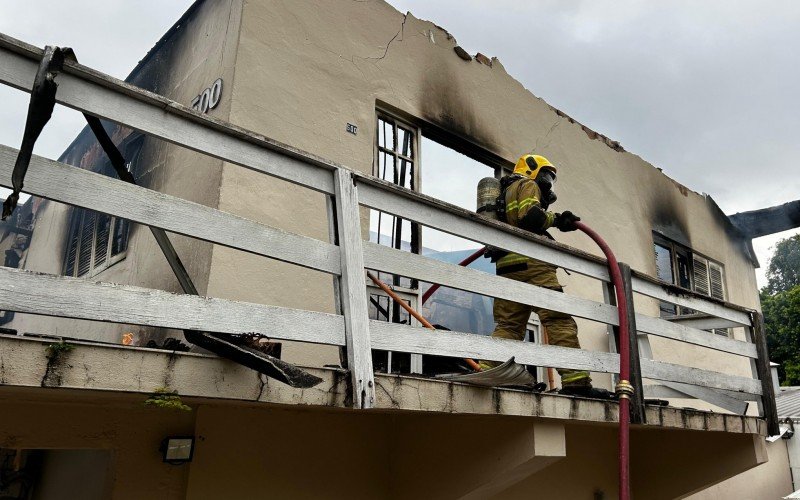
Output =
[{"x1": 480, "y1": 154, "x2": 612, "y2": 398}]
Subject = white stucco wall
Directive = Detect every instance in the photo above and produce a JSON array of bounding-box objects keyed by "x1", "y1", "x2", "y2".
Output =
[{"x1": 204, "y1": 0, "x2": 759, "y2": 382}]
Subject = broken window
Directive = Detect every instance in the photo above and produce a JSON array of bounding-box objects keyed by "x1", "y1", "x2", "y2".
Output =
[
  {"x1": 418, "y1": 136, "x2": 499, "y2": 337},
  {"x1": 368, "y1": 290, "x2": 414, "y2": 374},
  {"x1": 369, "y1": 113, "x2": 422, "y2": 374},
  {"x1": 371, "y1": 113, "x2": 419, "y2": 289},
  {"x1": 371, "y1": 109, "x2": 520, "y2": 374},
  {"x1": 652, "y1": 233, "x2": 729, "y2": 335},
  {"x1": 63, "y1": 134, "x2": 144, "y2": 278}
]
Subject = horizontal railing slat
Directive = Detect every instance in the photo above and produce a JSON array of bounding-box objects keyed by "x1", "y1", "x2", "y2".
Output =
[
  {"x1": 0, "y1": 145, "x2": 341, "y2": 275},
  {"x1": 0, "y1": 37, "x2": 336, "y2": 195},
  {"x1": 371, "y1": 322, "x2": 761, "y2": 395},
  {"x1": 631, "y1": 277, "x2": 751, "y2": 326},
  {"x1": 640, "y1": 358, "x2": 762, "y2": 395},
  {"x1": 363, "y1": 242, "x2": 619, "y2": 325},
  {"x1": 370, "y1": 321, "x2": 620, "y2": 373},
  {"x1": 0, "y1": 267, "x2": 345, "y2": 346},
  {"x1": 635, "y1": 315, "x2": 757, "y2": 358},
  {"x1": 358, "y1": 180, "x2": 611, "y2": 281},
  {"x1": 663, "y1": 315, "x2": 744, "y2": 330}
]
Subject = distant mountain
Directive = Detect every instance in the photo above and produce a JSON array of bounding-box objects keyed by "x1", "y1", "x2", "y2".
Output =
[{"x1": 368, "y1": 231, "x2": 497, "y2": 335}]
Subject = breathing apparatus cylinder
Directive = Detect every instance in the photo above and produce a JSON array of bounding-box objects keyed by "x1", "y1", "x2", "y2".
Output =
[{"x1": 476, "y1": 177, "x2": 501, "y2": 220}]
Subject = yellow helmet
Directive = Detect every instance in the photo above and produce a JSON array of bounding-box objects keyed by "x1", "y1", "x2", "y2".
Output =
[{"x1": 513, "y1": 154, "x2": 557, "y2": 180}]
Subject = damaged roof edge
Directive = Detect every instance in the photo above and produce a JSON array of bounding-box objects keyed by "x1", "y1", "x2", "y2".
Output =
[
  {"x1": 125, "y1": 0, "x2": 206, "y2": 83},
  {"x1": 705, "y1": 195, "x2": 761, "y2": 267},
  {"x1": 53, "y1": 1, "x2": 206, "y2": 165},
  {"x1": 395, "y1": 4, "x2": 627, "y2": 155},
  {"x1": 389, "y1": 4, "x2": 772, "y2": 220}
]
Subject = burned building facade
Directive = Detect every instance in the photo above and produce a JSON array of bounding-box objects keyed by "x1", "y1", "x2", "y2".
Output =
[{"x1": 0, "y1": 1, "x2": 792, "y2": 498}]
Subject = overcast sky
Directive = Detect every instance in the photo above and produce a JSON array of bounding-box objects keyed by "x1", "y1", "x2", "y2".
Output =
[{"x1": 0, "y1": 0, "x2": 797, "y2": 287}]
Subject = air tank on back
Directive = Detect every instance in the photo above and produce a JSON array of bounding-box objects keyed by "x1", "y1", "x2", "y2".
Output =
[{"x1": 476, "y1": 177, "x2": 501, "y2": 220}]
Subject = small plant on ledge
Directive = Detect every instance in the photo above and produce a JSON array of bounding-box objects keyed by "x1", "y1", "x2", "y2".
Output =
[
  {"x1": 144, "y1": 387, "x2": 192, "y2": 412},
  {"x1": 45, "y1": 341, "x2": 75, "y2": 360}
]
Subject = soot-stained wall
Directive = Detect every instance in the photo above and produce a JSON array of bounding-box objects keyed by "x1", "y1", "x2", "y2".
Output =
[
  {"x1": 10, "y1": 0, "x2": 243, "y2": 345},
  {"x1": 207, "y1": 0, "x2": 758, "y2": 380}
]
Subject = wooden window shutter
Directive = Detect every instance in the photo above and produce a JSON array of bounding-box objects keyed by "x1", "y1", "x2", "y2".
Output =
[
  {"x1": 692, "y1": 254, "x2": 710, "y2": 296},
  {"x1": 77, "y1": 211, "x2": 96, "y2": 277},
  {"x1": 708, "y1": 261, "x2": 725, "y2": 300},
  {"x1": 94, "y1": 213, "x2": 111, "y2": 268}
]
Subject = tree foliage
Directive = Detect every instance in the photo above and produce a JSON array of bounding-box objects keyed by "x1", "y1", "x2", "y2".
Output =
[
  {"x1": 762, "y1": 234, "x2": 800, "y2": 385},
  {"x1": 765, "y1": 234, "x2": 800, "y2": 294},
  {"x1": 763, "y1": 287, "x2": 800, "y2": 385}
]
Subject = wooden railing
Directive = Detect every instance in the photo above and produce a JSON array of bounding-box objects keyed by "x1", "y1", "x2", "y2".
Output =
[{"x1": 0, "y1": 33, "x2": 778, "y2": 433}]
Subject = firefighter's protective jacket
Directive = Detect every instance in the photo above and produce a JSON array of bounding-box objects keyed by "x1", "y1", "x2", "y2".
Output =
[{"x1": 496, "y1": 177, "x2": 557, "y2": 279}]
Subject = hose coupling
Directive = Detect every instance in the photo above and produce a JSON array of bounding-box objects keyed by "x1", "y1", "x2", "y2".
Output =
[{"x1": 615, "y1": 380, "x2": 635, "y2": 400}]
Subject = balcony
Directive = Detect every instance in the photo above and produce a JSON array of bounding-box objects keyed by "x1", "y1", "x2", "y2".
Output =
[{"x1": 0, "y1": 32, "x2": 781, "y2": 499}]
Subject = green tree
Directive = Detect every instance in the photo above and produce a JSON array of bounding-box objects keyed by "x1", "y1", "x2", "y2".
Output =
[
  {"x1": 762, "y1": 234, "x2": 800, "y2": 385},
  {"x1": 765, "y1": 234, "x2": 800, "y2": 294},
  {"x1": 762, "y1": 287, "x2": 800, "y2": 385}
]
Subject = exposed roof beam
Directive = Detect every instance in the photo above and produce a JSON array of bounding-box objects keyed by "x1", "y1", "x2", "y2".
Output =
[{"x1": 728, "y1": 200, "x2": 800, "y2": 239}]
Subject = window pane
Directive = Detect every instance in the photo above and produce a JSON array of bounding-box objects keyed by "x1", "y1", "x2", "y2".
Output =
[
  {"x1": 659, "y1": 301, "x2": 677, "y2": 317},
  {"x1": 398, "y1": 126, "x2": 413, "y2": 158},
  {"x1": 654, "y1": 243, "x2": 673, "y2": 283},
  {"x1": 378, "y1": 118, "x2": 395, "y2": 151},
  {"x1": 112, "y1": 218, "x2": 130, "y2": 256},
  {"x1": 676, "y1": 251, "x2": 692, "y2": 289},
  {"x1": 377, "y1": 151, "x2": 394, "y2": 182},
  {"x1": 397, "y1": 158, "x2": 412, "y2": 189},
  {"x1": 377, "y1": 118, "x2": 386, "y2": 149},
  {"x1": 368, "y1": 294, "x2": 390, "y2": 321}
]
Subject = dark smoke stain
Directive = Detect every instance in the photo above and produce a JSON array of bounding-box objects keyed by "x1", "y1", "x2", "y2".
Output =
[
  {"x1": 418, "y1": 58, "x2": 501, "y2": 156},
  {"x1": 650, "y1": 187, "x2": 692, "y2": 248}
]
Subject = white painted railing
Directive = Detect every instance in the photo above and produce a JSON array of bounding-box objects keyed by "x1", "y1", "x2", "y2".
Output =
[{"x1": 0, "y1": 33, "x2": 777, "y2": 430}]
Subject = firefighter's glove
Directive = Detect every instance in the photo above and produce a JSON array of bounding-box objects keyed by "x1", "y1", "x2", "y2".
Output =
[{"x1": 554, "y1": 211, "x2": 580, "y2": 232}]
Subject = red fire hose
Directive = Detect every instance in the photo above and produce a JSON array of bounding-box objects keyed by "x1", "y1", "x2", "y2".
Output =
[
  {"x1": 575, "y1": 221, "x2": 632, "y2": 500},
  {"x1": 422, "y1": 223, "x2": 632, "y2": 499}
]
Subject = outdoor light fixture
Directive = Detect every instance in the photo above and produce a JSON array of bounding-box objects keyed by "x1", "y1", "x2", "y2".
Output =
[{"x1": 160, "y1": 436, "x2": 194, "y2": 464}]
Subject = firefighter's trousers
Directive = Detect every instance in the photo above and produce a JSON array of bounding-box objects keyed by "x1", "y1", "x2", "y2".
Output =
[{"x1": 482, "y1": 259, "x2": 591, "y2": 387}]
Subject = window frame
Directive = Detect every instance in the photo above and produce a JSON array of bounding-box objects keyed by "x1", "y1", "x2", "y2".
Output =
[
  {"x1": 62, "y1": 133, "x2": 143, "y2": 278},
  {"x1": 651, "y1": 232, "x2": 729, "y2": 336},
  {"x1": 63, "y1": 207, "x2": 128, "y2": 278},
  {"x1": 373, "y1": 111, "x2": 421, "y2": 258}
]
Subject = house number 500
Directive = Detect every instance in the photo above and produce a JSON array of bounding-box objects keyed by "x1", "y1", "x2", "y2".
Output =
[{"x1": 191, "y1": 78, "x2": 223, "y2": 113}]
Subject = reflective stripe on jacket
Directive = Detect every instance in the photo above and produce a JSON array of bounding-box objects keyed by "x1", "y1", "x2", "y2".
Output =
[{"x1": 497, "y1": 177, "x2": 555, "y2": 271}]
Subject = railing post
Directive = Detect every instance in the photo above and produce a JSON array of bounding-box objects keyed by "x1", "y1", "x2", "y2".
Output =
[
  {"x1": 619, "y1": 262, "x2": 646, "y2": 424},
  {"x1": 333, "y1": 169, "x2": 375, "y2": 409},
  {"x1": 751, "y1": 312, "x2": 779, "y2": 435}
]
